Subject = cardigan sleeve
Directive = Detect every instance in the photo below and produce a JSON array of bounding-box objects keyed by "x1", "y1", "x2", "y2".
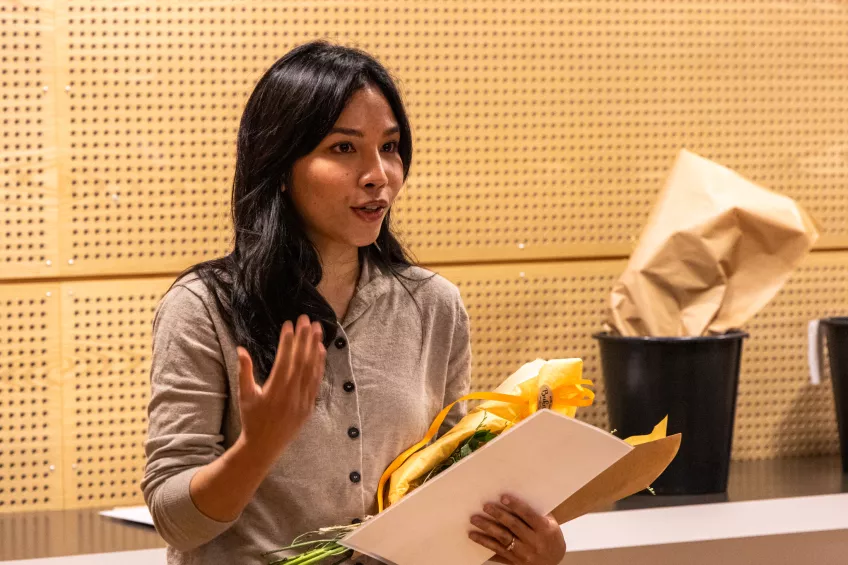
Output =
[{"x1": 140, "y1": 283, "x2": 238, "y2": 550}]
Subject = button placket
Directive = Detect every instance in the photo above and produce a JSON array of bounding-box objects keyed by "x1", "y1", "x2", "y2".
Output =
[{"x1": 334, "y1": 327, "x2": 364, "y2": 496}]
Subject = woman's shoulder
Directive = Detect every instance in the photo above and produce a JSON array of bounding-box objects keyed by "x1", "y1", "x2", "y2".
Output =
[
  {"x1": 393, "y1": 264, "x2": 464, "y2": 309},
  {"x1": 160, "y1": 272, "x2": 208, "y2": 306},
  {"x1": 154, "y1": 271, "x2": 226, "y2": 328}
]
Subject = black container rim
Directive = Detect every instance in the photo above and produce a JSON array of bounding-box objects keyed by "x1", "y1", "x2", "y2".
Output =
[
  {"x1": 593, "y1": 329, "x2": 749, "y2": 343},
  {"x1": 820, "y1": 317, "x2": 848, "y2": 326}
]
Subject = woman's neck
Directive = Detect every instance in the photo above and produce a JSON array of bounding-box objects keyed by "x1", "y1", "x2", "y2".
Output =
[{"x1": 315, "y1": 241, "x2": 361, "y2": 322}]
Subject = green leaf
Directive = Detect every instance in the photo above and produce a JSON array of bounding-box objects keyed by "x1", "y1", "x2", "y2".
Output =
[{"x1": 459, "y1": 444, "x2": 472, "y2": 458}]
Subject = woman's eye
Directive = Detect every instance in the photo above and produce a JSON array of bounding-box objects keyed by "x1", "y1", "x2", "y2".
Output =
[
  {"x1": 334, "y1": 142, "x2": 355, "y2": 153},
  {"x1": 382, "y1": 141, "x2": 399, "y2": 153}
]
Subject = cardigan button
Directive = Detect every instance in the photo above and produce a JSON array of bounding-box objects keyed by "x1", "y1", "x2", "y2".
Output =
[
  {"x1": 334, "y1": 336, "x2": 347, "y2": 349},
  {"x1": 348, "y1": 427, "x2": 360, "y2": 439},
  {"x1": 343, "y1": 381, "x2": 355, "y2": 393},
  {"x1": 349, "y1": 471, "x2": 361, "y2": 484}
]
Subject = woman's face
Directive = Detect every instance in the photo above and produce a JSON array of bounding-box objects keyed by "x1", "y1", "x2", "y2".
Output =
[{"x1": 289, "y1": 85, "x2": 405, "y2": 258}]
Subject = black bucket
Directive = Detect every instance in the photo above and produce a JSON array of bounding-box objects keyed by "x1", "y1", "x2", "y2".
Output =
[
  {"x1": 820, "y1": 317, "x2": 848, "y2": 473},
  {"x1": 594, "y1": 330, "x2": 748, "y2": 494}
]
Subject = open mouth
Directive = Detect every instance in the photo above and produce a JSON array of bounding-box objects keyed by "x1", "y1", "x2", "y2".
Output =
[{"x1": 352, "y1": 205, "x2": 386, "y2": 222}]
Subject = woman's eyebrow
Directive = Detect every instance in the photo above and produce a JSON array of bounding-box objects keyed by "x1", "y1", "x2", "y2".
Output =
[{"x1": 328, "y1": 126, "x2": 400, "y2": 137}]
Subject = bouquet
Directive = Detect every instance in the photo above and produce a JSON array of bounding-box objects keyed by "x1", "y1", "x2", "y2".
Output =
[
  {"x1": 381, "y1": 358, "x2": 592, "y2": 510},
  {"x1": 264, "y1": 358, "x2": 669, "y2": 564}
]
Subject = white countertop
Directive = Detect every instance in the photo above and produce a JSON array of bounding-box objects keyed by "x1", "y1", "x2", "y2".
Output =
[{"x1": 5, "y1": 494, "x2": 848, "y2": 564}]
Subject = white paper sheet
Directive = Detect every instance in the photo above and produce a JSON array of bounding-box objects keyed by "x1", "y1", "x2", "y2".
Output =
[
  {"x1": 99, "y1": 505, "x2": 154, "y2": 527},
  {"x1": 341, "y1": 409, "x2": 633, "y2": 565}
]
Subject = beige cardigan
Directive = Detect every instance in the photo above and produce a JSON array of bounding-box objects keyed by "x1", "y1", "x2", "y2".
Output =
[{"x1": 141, "y1": 259, "x2": 471, "y2": 564}]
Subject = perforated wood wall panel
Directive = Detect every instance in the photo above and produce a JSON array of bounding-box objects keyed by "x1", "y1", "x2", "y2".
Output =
[
  {"x1": 55, "y1": 0, "x2": 234, "y2": 277},
  {"x1": 59, "y1": 277, "x2": 173, "y2": 508},
  {"x1": 436, "y1": 260, "x2": 626, "y2": 431},
  {"x1": 0, "y1": 1, "x2": 59, "y2": 280},
  {"x1": 733, "y1": 251, "x2": 848, "y2": 461},
  {"x1": 0, "y1": 283, "x2": 63, "y2": 511},
  {"x1": 46, "y1": 0, "x2": 848, "y2": 276},
  {"x1": 395, "y1": 1, "x2": 848, "y2": 261}
]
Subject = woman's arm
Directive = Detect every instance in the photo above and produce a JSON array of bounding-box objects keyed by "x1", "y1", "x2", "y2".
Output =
[
  {"x1": 141, "y1": 284, "x2": 238, "y2": 550},
  {"x1": 141, "y1": 284, "x2": 325, "y2": 550},
  {"x1": 189, "y1": 317, "x2": 324, "y2": 522}
]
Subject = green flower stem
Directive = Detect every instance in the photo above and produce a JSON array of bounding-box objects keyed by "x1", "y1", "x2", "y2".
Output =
[
  {"x1": 262, "y1": 539, "x2": 339, "y2": 557},
  {"x1": 298, "y1": 546, "x2": 350, "y2": 565},
  {"x1": 267, "y1": 543, "x2": 350, "y2": 565}
]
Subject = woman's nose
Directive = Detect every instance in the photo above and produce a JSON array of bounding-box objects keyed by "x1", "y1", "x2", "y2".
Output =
[{"x1": 360, "y1": 151, "x2": 389, "y2": 188}]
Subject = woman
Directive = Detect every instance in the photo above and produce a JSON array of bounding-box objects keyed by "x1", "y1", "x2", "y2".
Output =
[{"x1": 141, "y1": 40, "x2": 566, "y2": 565}]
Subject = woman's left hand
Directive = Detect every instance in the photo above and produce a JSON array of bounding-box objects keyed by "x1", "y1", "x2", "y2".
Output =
[{"x1": 469, "y1": 494, "x2": 566, "y2": 565}]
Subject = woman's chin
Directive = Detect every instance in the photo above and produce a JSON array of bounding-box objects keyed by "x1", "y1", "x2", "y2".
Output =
[
  {"x1": 356, "y1": 238, "x2": 380, "y2": 250},
  {"x1": 350, "y1": 230, "x2": 383, "y2": 249}
]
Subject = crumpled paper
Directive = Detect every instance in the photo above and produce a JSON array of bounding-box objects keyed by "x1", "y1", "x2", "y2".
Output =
[{"x1": 608, "y1": 149, "x2": 820, "y2": 337}]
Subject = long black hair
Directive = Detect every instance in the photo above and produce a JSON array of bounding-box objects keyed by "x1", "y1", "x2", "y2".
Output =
[{"x1": 173, "y1": 41, "x2": 417, "y2": 384}]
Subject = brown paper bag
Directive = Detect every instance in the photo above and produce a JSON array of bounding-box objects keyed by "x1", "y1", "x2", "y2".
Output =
[{"x1": 608, "y1": 149, "x2": 820, "y2": 337}]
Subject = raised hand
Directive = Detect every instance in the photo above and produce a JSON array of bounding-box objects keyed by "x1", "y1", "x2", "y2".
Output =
[{"x1": 236, "y1": 314, "x2": 327, "y2": 463}]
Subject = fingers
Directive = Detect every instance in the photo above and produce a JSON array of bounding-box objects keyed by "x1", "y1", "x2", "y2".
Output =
[
  {"x1": 467, "y1": 530, "x2": 519, "y2": 564},
  {"x1": 287, "y1": 315, "x2": 313, "y2": 397},
  {"x1": 303, "y1": 321, "x2": 326, "y2": 400},
  {"x1": 267, "y1": 315, "x2": 326, "y2": 403},
  {"x1": 498, "y1": 495, "x2": 550, "y2": 532},
  {"x1": 470, "y1": 497, "x2": 563, "y2": 564},
  {"x1": 292, "y1": 318, "x2": 324, "y2": 407},
  {"x1": 294, "y1": 319, "x2": 321, "y2": 403},
  {"x1": 265, "y1": 320, "x2": 294, "y2": 394},
  {"x1": 471, "y1": 516, "x2": 515, "y2": 546},
  {"x1": 471, "y1": 514, "x2": 514, "y2": 547},
  {"x1": 483, "y1": 501, "x2": 536, "y2": 544},
  {"x1": 236, "y1": 346, "x2": 257, "y2": 404},
  {"x1": 311, "y1": 320, "x2": 324, "y2": 348}
]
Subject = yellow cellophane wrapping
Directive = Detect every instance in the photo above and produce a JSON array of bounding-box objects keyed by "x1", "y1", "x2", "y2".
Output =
[{"x1": 386, "y1": 358, "x2": 593, "y2": 506}]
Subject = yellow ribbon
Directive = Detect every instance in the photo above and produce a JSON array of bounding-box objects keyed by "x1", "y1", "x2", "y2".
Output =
[
  {"x1": 623, "y1": 416, "x2": 669, "y2": 446},
  {"x1": 376, "y1": 391, "x2": 528, "y2": 512},
  {"x1": 375, "y1": 384, "x2": 665, "y2": 513},
  {"x1": 549, "y1": 379, "x2": 596, "y2": 415}
]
